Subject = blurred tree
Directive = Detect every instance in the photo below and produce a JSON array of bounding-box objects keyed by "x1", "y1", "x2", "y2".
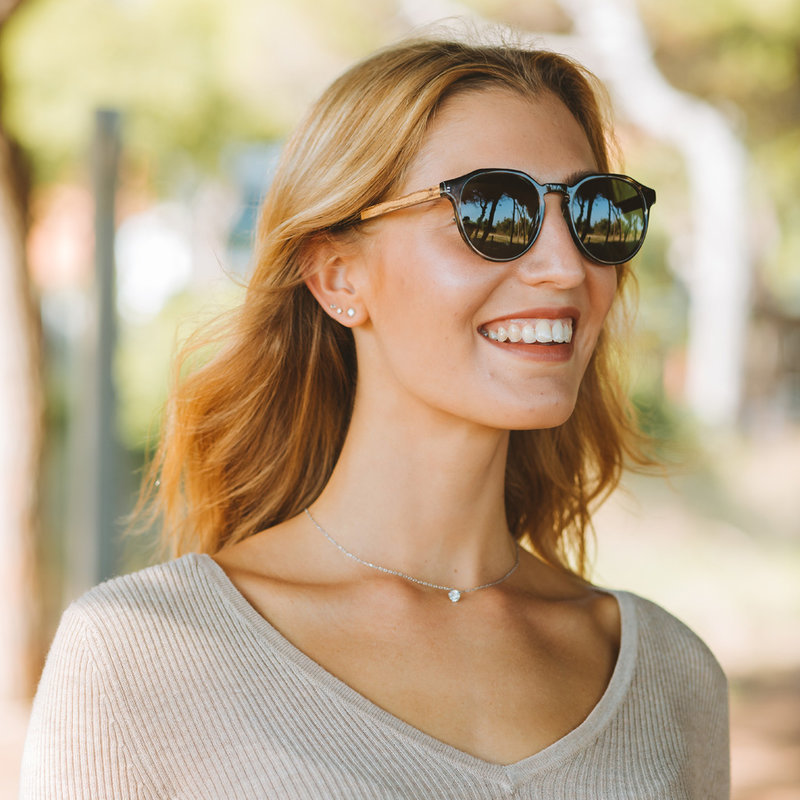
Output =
[
  {"x1": 0, "y1": 0, "x2": 43, "y2": 702},
  {"x1": 636, "y1": 0, "x2": 800, "y2": 312}
]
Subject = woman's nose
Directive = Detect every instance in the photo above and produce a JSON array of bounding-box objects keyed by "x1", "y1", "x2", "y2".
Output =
[{"x1": 514, "y1": 193, "x2": 587, "y2": 288}]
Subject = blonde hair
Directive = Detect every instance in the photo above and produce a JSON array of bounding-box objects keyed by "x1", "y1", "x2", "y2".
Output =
[{"x1": 139, "y1": 35, "x2": 651, "y2": 575}]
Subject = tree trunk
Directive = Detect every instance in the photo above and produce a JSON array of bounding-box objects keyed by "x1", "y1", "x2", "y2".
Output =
[{"x1": 0, "y1": 0, "x2": 43, "y2": 704}]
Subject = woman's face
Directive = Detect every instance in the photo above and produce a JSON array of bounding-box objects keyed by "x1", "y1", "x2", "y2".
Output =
[{"x1": 351, "y1": 88, "x2": 617, "y2": 431}]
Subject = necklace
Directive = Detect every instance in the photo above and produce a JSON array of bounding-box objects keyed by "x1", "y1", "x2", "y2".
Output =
[{"x1": 304, "y1": 507, "x2": 520, "y2": 603}]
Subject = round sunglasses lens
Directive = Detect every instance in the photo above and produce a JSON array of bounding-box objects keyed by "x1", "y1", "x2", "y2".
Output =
[
  {"x1": 459, "y1": 173, "x2": 539, "y2": 260},
  {"x1": 571, "y1": 178, "x2": 646, "y2": 263}
]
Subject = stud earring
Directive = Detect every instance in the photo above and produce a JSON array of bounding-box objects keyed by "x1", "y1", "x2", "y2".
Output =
[
  {"x1": 329, "y1": 303, "x2": 343, "y2": 315},
  {"x1": 346, "y1": 308, "x2": 356, "y2": 318}
]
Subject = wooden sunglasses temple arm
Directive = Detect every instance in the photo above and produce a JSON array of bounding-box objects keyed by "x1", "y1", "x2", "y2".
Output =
[{"x1": 359, "y1": 186, "x2": 442, "y2": 221}]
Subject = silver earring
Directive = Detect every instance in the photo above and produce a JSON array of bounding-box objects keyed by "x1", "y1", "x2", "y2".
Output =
[
  {"x1": 346, "y1": 307, "x2": 356, "y2": 318},
  {"x1": 329, "y1": 303, "x2": 343, "y2": 315}
]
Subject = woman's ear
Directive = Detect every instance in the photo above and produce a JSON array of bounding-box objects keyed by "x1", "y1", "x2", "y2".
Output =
[{"x1": 304, "y1": 233, "x2": 368, "y2": 327}]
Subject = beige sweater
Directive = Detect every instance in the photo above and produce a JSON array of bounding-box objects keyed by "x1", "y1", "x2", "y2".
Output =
[{"x1": 20, "y1": 554, "x2": 729, "y2": 799}]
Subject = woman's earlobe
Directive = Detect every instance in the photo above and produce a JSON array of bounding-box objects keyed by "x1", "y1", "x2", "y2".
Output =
[{"x1": 304, "y1": 238, "x2": 366, "y2": 327}]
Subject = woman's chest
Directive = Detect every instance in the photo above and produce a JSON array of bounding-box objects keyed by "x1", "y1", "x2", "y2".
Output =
[{"x1": 266, "y1": 589, "x2": 620, "y2": 764}]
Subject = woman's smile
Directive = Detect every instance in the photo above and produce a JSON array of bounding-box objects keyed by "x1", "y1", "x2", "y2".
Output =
[{"x1": 481, "y1": 318, "x2": 574, "y2": 345}]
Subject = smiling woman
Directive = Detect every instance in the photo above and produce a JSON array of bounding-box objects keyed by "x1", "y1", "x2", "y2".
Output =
[{"x1": 20, "y1": 33, "x2": 729, "y2": 800}]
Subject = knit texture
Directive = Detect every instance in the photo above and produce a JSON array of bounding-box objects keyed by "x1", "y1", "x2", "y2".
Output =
[{"x1": 20, "y1": 554, "x2": 730, "y2": 799}]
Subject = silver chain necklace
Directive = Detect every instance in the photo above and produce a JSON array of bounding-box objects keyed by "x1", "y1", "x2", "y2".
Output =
[{"x1": 304, "y1": 507, "x2": 520, "y2": 603}]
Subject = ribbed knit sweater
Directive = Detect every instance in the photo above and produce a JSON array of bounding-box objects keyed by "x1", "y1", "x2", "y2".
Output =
[{"x1": 20, "y1": 554, "x2": 729, "y2": 799}]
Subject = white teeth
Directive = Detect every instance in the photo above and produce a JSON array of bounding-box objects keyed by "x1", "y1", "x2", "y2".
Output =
[
  {"x1": 482, "y1": 318, "x2": 573, "y2": 345},
  {"x1": 535, "y1": 320, "x2": 553, "y2": 343}
]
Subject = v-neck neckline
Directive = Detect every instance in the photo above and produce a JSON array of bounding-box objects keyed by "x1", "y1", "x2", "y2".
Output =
[{"x1": 191, "y1": 552, "x2": 638, "y2": 785}]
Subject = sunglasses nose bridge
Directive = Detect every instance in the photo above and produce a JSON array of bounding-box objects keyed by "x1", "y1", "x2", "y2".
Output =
[
  {"x1": 541, "y1": 183, "x2": 570, "y2": 217},
  {"x1": 541, "y1": 183, "x2": 568, "y2": 196}
]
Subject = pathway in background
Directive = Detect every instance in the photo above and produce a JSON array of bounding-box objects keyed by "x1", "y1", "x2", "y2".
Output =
[{"x1": 731, "y1": 669, "x2": 800, "y2": 800}]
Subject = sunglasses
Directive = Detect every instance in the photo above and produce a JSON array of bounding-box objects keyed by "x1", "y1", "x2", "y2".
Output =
[{"x1": 360, "y1": 168, "x2": 656, "y2": 266}]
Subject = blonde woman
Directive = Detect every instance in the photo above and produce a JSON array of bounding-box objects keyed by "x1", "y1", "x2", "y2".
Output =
[{"x1": 21, "y1": 36, "x2": 729, "y2": 799}]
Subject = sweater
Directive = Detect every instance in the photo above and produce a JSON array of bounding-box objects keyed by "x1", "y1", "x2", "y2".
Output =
[{"x1": 20, "y1": 554, "x2": 730, "y2": 799}]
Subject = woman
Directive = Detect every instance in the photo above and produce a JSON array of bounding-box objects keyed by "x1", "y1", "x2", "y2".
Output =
[{"x1": 21, "y1": 35, "x2": 729, "y2": 799}]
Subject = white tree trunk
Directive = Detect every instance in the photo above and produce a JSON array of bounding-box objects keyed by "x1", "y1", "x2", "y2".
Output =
[{"x1": 0, "y1": 130, "x2": 41, "y2": 704}]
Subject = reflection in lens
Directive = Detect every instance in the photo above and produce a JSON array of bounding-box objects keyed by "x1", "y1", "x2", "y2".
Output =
[
  {"x1": 460, "y1": 173, "x2": 539, "y2": 259},
  {"x1": 571, "y1": 177, "x2": 645, "y2": 263}
]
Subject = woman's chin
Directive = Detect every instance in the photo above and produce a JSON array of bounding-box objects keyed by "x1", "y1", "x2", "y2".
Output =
[{"x1": 492, "y1": 400, "x2": 578, "y2": 432}]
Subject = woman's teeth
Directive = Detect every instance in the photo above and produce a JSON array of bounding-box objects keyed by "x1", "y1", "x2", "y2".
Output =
[{"x1": 481, "y1": 318, "x2": 573, "y2": 344}]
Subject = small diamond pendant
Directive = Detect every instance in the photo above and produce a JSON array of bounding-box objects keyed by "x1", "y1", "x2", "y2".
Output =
[{"x1": 448, "y1": 589, "x2": 462, "y2": 603}]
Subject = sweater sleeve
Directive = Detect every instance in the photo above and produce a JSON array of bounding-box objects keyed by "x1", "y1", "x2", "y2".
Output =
[
  {"x1": 632, "y1": 593, "x2": 731, "y2": 800},
  {"x1": 689, "y1": 648, "x2": 730, "y2": 799},
  {"x1": 19, "y1": 604, "x2": 152, "y2": 800}
]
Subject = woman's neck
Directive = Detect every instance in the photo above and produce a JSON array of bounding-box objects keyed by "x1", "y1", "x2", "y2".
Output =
[{"x1": 309, "y1": 395, "x2": 515, "y2": 589}]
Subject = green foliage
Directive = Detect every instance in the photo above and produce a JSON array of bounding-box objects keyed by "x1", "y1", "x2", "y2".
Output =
[{"x1": 0, "y1": 0, "x2": 386, "y2": 183}]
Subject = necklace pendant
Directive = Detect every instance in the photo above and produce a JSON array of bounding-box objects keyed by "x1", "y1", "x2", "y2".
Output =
[{"x1": 448, "y1": 589, "x2": 462, "y2": 603}]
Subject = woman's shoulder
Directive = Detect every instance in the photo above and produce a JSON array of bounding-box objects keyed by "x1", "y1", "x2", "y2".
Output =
[
  {"x1": 74, "y1": 552, "x2": 213, "y2": 605},
  {"x1": 62, "y1": 554, "x2": 233, "y2": 648},
  {"x1": 612, "y1": 589, "x2": 728, "y2": 688},
  {"x1": 38, "y1": 554, "x2": 262, "y2": 710}
]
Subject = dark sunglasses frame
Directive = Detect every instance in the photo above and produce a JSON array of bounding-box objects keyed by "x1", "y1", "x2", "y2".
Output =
[{"x1": 360, "y1": 168, "x2": 656, "y2": 266}]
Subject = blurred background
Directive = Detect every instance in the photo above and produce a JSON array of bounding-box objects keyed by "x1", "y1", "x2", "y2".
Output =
[{"x1": 0, "y1": 0, "x2": 798, "y2": 796}]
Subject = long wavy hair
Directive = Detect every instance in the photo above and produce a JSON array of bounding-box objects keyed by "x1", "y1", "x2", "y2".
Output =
[{"x1": 138, "y1": 35, "x2": 651, "y2": 576}]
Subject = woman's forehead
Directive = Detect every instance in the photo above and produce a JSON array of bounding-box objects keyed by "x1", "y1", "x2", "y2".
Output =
[{"x1": 403, "y1": 88, "x2": 597, "y2": 189}]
